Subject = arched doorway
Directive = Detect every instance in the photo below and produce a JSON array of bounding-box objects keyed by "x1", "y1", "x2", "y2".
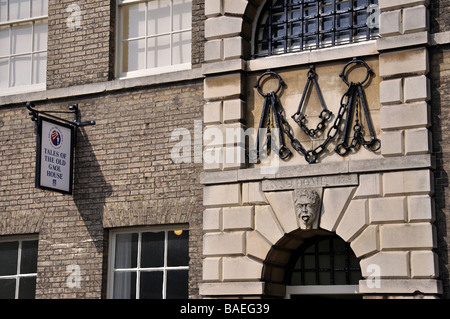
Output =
[
  {"x1": 286, "y1": 234, "x2": 362, "y2": 298},
  {"x1": 262, "y1": 229, "x2": 362, "y2": 298}
]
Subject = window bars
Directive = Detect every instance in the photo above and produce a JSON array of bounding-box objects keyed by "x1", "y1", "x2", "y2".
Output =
[
  {"x1": 288, "y1": 235, "x2": 362, "y2": 286},
  {"x1": 254, "y1": 0, "x2": 379, "y2": 58}
]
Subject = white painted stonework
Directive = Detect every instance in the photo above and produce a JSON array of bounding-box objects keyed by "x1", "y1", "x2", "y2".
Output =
[{"x1": 200, "y1": 0, "x2": 440, "y2": 298}]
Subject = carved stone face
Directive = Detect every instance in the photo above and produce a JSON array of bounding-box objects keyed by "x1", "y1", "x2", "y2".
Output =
[{"x1": 294, "y1": 189, "x2": 320, "y2": 229}]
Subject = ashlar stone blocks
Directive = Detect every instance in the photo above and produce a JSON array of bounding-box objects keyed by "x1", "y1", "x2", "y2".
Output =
[
  {"x1": 335, "y1": 199, "x2": 368, "y2": 242},
  {"x1": 203, "y1": 231, "x2": 246, "y2": 256},
  {"x1": 378, "y1": 0, "x2": 429, "y2": 11},
  {"x1": 361, "y1": 251, "x2": 411, "y2": 278},
  {"x1": 380, "y1": 102, "x2": 430, "y2": 130},
  {"x1": 404, "y1": 128, "x2": 431, "y2": 155},
  {"x1": 264, "y1": 191, "x2": 299, "y2": 234},
  {"x1": 369, "y1": 197, "x2": 407, "y2": 223},
  {"x1": 350, "y1": 225, "x2": 379, "y2": 258},
  {"x1": 205, "y1": 0, "x2": 222, "y2": 17},
  {"x1": 380, "y1": 10, "x2": 402, "y2": 36},
  {"x1": 410, "y1": 251, "x2": 439, "y2": 278},
  {"x1": 379, "y1": 47, "x2": 428, "y2": 78},
  {"x1": 383, "y1": 169, "x2": 433, "y2": 196},
  {"x1": 200, "y1": 0, "x2": 437, "y2": 298},
  {"x1": 222, "y1": 256, "x2": 263, "y2": 281},
  {"x1": 380, "y1": 78, "x2": 403, "y2": 105},
  {"x1": 404, "y1": 75, "x2": 430, "y2": 102},
  {"x1": 204, "y1": 73, "x2": 244, "y2": 101},
  {"x1": 379, "y1": 5, "x2": 428, "y2": 37},
  {"x1": 223, "y1": 206, "x2": 254, "y2": 230},
  {"x1": 380, "y1": 130, "x2": 404, "y2": 156},
  {"x1": 403, "y1": 5, "x2": 428, "y2": 34},
  {"x1": 379, "y1": 223, "x2": 436, "y2": 250},
  {"x1": 320, "y1": 187, "x2": 356, "y2": 232},
  {"x1": 201, "y1": 167, "x2": 438, "y2": 296},
  {"x1": 407, "y1": 195, "x2": 435, "y2": 222},
  {"x1": 254, "y1": 205, "x2": 284, "y2": 245},
  {"x1": 203, "y1": 183, "x2": 241, "y2": 207},
  {"x1": 204, "y1": 16, "x2": 243, "y2": 40}
]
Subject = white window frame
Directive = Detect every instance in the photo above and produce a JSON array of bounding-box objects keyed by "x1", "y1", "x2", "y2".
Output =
[
  {"x1": 285, "y1": 284, "x2": 360, "y2": 299},
  {"x1": 0, "y1": 0, "x2": 48, "y2": 96},
  {"x1": 116, "y1": 0, "x2": 192, "y2": 79},
  {"x1": 107, "y1": 225, "x2": 189, "y2": 299},
  {"x1": 0, "y1": 235, "x2": 39, "y2": 299}
]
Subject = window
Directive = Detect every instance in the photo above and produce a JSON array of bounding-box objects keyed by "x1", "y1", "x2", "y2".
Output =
[
  {"x1": 0, "y1": 237, "x2": 39, "y2": 299},
  {"x1": 286, "y1": 235, "x2": 362, "y2": 298},
  {"x1": 0, "y1": 0, "x2": 48, "y2": 93},
  {"x1": 117, "y1": 0, "x2": 192, "y2": 77},
  {"x1": 109, "y1": 228, "x2": 189, "y2": 299},
  {"x1": 254, "y1": 0, "x2": 379, "y2": 58}
]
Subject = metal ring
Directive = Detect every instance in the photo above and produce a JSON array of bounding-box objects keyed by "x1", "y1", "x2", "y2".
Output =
[
  {"x1": 256, "y1": 70, "x2": 284, "y2": 97},
  {"x1": 339, "y1": 58, "x2": 372, "y2": 87},
  {"x1": 367, "y1": 138, "x2": 381, "y2": 152},
  {"x1": 335, "y1": 143, "x2": 350, "y2": 156},
  {"x1": 278, "y1": 145, "x2": 292, "y2": 160},
  {"x1": 319, "y1": 109, "x2": 332, "y2": 121},
  {"x1": 305, "y1": 150, "x2": 318, "y2": 164},
  {"x1": 307, "y1": 66, "x2": 316, "y2": 79}
]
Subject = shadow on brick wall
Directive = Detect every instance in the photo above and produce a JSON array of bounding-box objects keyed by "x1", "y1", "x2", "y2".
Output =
[
  {"x1": 430, "y1": 45, "x2": 450, "y2": 299},
  {"x1": 72, "y1": 127, "x2": 112, "y2": 254}
]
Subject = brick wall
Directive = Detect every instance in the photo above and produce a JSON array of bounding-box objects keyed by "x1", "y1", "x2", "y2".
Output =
[
  {"x1": 0, "y1": 79, "x2": 204, "y2": 298},
  {"x1": 47, "y1": 0, "x2": 205, "y2": 89},
  {"x1": 429, "y1": 0, "x2": 450, "y2": 33},
  {"x1": 192, "y1": 0, "x2": 206, "y2": 67},
  {"x1": 1, "y1": 0, "x2": 206, "y2": 299},
  {"x1": 47, "y1": 0, "x2": 115, "y2": 89},
  {"x1": 429, "y1": 0, "x2": 450, "y2": 300},
  {"x1": 430, "y1": 43, "x2": 450, "y2": 299}
]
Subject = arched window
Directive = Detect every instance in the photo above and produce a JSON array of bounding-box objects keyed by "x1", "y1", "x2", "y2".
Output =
[
  {"x1": 253, "y1": 0, "x2": 379, "y2": 58},
  {"x1": 285, "y1": 235, "x2": 362, "y2": 298}
]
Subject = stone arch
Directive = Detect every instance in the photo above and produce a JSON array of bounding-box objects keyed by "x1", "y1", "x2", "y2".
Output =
[
  {"x1": 251, "y1": 186, "x2": 368, "y2": 297},
  {"x1": 242, "y1": 0, "x2": 270, "y2": 59},
  {"x1": 203, "y1": 1, "x2": 269, "y2": 61},
  {"x1": 262, "y1": 228, "x2": 364, "y2": 297},
  {"x1": 262, "y1": 228, "x2": 336, "y2": 297}
]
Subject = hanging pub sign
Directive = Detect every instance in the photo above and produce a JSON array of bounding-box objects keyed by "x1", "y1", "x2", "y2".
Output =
[
  {"x1": 26, "y1": 102, "x2": 95, "y2": 195},
  {"x1": 35, "y1": 116, "x2": 75, "y2": 194}
]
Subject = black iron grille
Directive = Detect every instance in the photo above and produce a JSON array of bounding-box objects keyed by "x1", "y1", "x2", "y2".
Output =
[
  {"x1": 288, "y1": 235, "x2": 362, "y2": 285},
  {"x1": 254, "y1": 0, "x2": 379, "y2": 58}
]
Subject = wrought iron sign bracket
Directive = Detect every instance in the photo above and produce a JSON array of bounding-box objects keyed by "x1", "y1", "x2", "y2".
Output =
[
  {"x1": 26, "y1": 102, "x2": 95, "y2": 195},
  {"x1": 26, "y1": 102, "x2": 96, "y2": 130}
]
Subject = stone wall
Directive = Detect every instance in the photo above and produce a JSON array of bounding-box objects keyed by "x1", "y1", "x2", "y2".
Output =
[{"x1": 199, "y1": 0, "x2": 441, "y2": 298}]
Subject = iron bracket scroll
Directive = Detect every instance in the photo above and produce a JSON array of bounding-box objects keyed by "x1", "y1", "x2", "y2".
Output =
[
  {"x1": 26, "y1": 102, "x2": 95, "y2": 149},
  {"x1": 26, "y1": 102, "x2": 95, "y2": 128}
]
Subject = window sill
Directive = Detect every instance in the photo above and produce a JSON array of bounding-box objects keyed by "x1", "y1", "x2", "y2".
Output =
[
  {"x1": 201, "y1": 41, "x2": 379, "y2": 76},
  {"x1": 0, "y1": 67, "x2": 203, "y2": 107},
  {"x1": 0, "y1": 83, "x2": 46, "y2": 98},
  {"x1": 117, "y1": 63, "x2": 192, "y2": 80},
  {"x1": 285, "y1": 285, "x2": 360, "y2": 299},
  {"x1": 246, "y1": 41, "x2": 378, "y2": 72}
]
